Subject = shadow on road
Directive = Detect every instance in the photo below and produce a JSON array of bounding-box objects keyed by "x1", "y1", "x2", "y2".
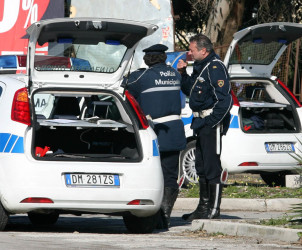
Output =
[{"x1": 5, "y1": 215, "x2": 130, "y2": 234}]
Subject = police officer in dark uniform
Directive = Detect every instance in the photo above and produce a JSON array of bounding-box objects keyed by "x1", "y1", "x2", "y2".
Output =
[
  {"x1": 177, "y1": 34, "x2": 233, "y2": 221},
  {"x1": 123, "y1": 44, "x2": 186, "y2": 229}
]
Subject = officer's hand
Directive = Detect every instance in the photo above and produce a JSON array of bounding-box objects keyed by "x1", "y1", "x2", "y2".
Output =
[{"x1": 177, "y1": 59, "x2": 187, "y2": 74}]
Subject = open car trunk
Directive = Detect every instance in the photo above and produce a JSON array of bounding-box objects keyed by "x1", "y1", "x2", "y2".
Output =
[
  {"x1": 31, "y1": 89, "x2": 142, "y2": 162},
  {"x1": 231, "y1": 78, "x2": 301, "y2": 133}
]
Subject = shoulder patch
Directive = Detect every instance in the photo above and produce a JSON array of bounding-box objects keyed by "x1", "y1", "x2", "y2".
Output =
[{"x1": 217, "y1": 80, "x2": 224, "y2": 87}]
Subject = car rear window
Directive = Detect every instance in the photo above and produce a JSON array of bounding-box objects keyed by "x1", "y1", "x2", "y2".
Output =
[
  {"x1": 229, "y1": 41, "x2": 283, "y2": 65},
  {"x1": 34, "y1": 41, "x2": 127, "y2": 73}
]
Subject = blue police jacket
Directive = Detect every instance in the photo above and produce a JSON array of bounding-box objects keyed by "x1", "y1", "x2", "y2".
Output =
[
  {"x1": 123, "y1": 62, "x2": 186, "y2": 152},
  {"x1": 181, "y1": 51, "x2": 233, "y2": 135}
]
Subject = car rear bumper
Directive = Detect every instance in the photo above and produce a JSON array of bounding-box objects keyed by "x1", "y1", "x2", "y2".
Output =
[{"x1": 0, "y1": 155, "x2": 163, "y2": 217}]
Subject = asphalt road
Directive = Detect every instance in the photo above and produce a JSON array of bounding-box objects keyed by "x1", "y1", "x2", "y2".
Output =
[{"x1": 0, "y1": 210, "x2": 301, "y2": 250}]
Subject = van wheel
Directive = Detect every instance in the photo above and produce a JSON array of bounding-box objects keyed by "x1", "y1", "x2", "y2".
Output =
[
  {"x1": 179, "y1": 140, "x2": 198, "y2": 187},
  {"x1": 0, "y1": 203, "x2": 9, "y2": 231},
  {"x1": 260, "y1": 172, "x2": 286, "y2": 187},
  {"x1": 123, "y1": 211, "x2": 160, "y2": 234},
  {"x1": 28, "y1": 212, "x2": 59, "y2": 225}
]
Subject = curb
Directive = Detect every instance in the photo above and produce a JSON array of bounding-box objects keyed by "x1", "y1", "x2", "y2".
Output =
[
  {"x1": 174, "y1": 198, "x2": 302, "y2": 211},
  {"x1": 175, "y1": 198, "x2": 302, "y2": 243},
  {"x1": 191, "y1": 220, "x2": 302, "y2": 243}
]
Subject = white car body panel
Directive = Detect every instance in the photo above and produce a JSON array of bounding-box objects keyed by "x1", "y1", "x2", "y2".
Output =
[
  {"x1": 0, "y1": 18, "x2": 164, "y2": 227},
  {"x1": 0, "y1": 75, "x2": 163, "y2": 216},
  {"x1": 171, "y1": 22, "x2": 302, "y2": 186}
]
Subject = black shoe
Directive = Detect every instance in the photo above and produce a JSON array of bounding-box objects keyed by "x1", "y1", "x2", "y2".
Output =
[
  {"x1": 182, "y1": 204, "x2": 208, "y2": 221},
  {"x1": 182, "y1": 182, "x2": 209, "y2": 222}
]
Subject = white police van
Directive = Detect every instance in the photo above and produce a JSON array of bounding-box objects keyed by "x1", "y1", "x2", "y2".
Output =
[
  {"x1": 168, "y1": 22, "x2": 302, "y2": 187},
  {"x1": 0, "y1": 18, "x2": 163, "y2": 233}
]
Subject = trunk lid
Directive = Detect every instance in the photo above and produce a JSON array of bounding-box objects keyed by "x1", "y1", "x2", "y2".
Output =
[
  {"x1": 26, "y1": 18, "x2": 158, "y2": 93},
  {"x1": 224, "y1": 22, "x2": 302, "y2": 78}
]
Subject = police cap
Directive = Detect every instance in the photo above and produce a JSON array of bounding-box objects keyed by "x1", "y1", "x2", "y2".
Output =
[{"x1": 142, "y1": 44, "x2": 168, "y2": 54}]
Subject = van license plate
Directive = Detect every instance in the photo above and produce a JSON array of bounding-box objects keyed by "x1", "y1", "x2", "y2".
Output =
[
  {"x1": 265, "y1": 143, "x2": 294, "y2": 152},
  {"x1": 65, "y1": 173, "x2": 120, "y2": 187}
]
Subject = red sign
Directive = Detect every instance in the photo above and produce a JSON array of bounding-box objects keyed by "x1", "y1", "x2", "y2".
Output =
[{"x1": 0, "y1": 0, "x2": 63, "y2": 55}]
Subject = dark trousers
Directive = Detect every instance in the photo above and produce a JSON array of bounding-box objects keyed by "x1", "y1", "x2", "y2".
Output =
[
  {"x1": 195, "y1": 125, "x2": 222, "y2": 183},
  {"x1": 160, "y1": 151, "x2": 180, "y2": 189}
]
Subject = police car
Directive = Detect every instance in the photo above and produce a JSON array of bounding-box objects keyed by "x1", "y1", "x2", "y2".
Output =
[
  {"x1": 174, "y1": 22, "x2": 302, "y2": 187},
  {"x1": 0, "y1": 18, "x2": 163, "y2": 233}
]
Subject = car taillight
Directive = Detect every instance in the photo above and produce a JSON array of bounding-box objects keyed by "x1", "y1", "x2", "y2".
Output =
[
  {"x1": 127, "y1": 199, "x2": 141, "y2": 205},
  {"x1": 125, "y1": 90, "x2": 149, "y2": 129},
  {"x1": 231, "y1": 90, "x2": 240, "y2": 106},
  {"x1": 11, "y1": 87, "x2": 31, "y2": 126},
  {"x1": 238, "y1": 162, "x2": 258, "y2": 166},
  {"x1": 20, "y1": 197, "x2": 54, "y2": 203},
  {"x1": 127, "y1": 199, "x2": 153, "y2": 205},
  {"x1": 277, "y1": 79, "x2": 302, "y2": 107}
]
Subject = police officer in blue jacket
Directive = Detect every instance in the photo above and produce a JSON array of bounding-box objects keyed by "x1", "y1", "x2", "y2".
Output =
[
  {"x1": 123, "y1": 44, "x2": 186, "y2": 229},
  {"x1": 177, "y1": 34, "x2": 233, "y2": 221}
]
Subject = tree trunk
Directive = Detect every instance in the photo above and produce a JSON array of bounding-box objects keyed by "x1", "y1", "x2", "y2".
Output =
[
  {"x1": 205, "y1": 0, "x2": 245, "y2": 58},
  {"x1": 205, "y1": 0, "x2": 232, "y2": 43}
]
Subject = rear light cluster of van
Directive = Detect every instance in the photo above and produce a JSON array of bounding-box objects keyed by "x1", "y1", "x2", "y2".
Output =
[
  {"x1": 11, "y1": 88, "x2": 31, "y2": 126},
  {"x1": 125, "y1": 90, "x2": 149, "y2": 129}
]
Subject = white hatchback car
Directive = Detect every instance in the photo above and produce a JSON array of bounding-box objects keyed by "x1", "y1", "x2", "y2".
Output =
[
  {"x1": 178, "y1": 22, "x2": 302, "y2": 187},
  {"x1": 0, "y1": 18, "x2": 163, "y2": 233}
]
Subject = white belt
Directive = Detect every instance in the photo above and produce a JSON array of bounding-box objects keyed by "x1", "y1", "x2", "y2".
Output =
[
  {"x1": 152, "y1": 115, "x2": 181, "y2": 124},
  {"x1": 193, "y1": 108, "x2": 213, "y2": 118}
]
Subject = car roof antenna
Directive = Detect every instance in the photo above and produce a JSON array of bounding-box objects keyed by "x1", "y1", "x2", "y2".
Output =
[{"x1": 122, "y1": 50, "x2": 135, "y2": 97}]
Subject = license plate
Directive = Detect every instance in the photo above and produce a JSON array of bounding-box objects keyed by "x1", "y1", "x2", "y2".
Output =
[
  {"x1": 265, "y1": 142, "x2": 294, "y2": 153},
  {"x1": 65, "y1": 173, "x2": 120, "y2": 187}
]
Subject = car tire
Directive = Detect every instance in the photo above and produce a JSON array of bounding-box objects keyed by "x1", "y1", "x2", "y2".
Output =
[
  {"x1": 260, "y1": 172, "x2": 287, "y2": 187},
  {"x1": 123, "y1": 211, "x2": 160, "y2": 234},
  {"x1": 28, "y1": 211, "x2": 59, "y2": 226},
  {"x1": 0, "y1": 203, "x2": 9, "y2": 231},
  {"x1": 179, "y1": 140, "x2": 198, "y2": 187}
]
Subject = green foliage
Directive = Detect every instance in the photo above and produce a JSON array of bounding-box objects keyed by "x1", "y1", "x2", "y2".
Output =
[
  {"x1": 290, "y1": 202, "x2": 302, "y2": 226},
  {"x1": 260, "y1": 216, "x2": 293, "y2": 227},
  {"x1": 180, "y1": 184, "x2": 302, "y2": 199},
  {"x1": 172, "y1": 0, "x2": 207, "y2": 50},
  {"x1": 181, "y1": 183, "x2": 199, "y2": 198},
  {"x1": 223, "y1": 185, "x2": 302, "y2": 199},
  {"x1": 172, "y1": 0, "x2": 302, "y2": 49}
]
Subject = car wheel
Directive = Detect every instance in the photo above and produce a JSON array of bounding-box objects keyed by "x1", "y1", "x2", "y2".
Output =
[
  {"x1": 0, "y1": 203, "x2": 9, "y2": 231},
  {"x1": 260, "y1": 172, "x2": 287, "y2": 187},
  {"x1": 179, "y1": 140, "x2": 198, "y2": 187},
  {"x1": 28, "y1": 211, "x2": 59, "y2": 226},
  {"x1": 123, "y1": 211, "x2": 160, "y2": 234}
]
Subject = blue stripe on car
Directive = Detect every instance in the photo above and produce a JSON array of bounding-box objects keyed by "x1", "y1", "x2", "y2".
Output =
[
  {"x1": 4, "y1": 134, "x2": 17, "y2": 152},
  {"x1": 181, "y1": 114, "x2": 239, "y2": 129},
  {"x1": 0, "y1": 133, "x2": 24, "y2": 153},
  {"x1": 229, "y1": 115, "x2": 239, "y2": 128},
  {"x1": 153, "y1": 139, "x2": 159, "y2": 156},
  {"x1": 11, "y1": 137, "x2": 24, "y2": 153},
  {"x1": 0, "y1": 133, "x2": 11, "y2": 152},
  {"x1": 181, "y1": 114, "x2": 193, "y2": 126}
]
